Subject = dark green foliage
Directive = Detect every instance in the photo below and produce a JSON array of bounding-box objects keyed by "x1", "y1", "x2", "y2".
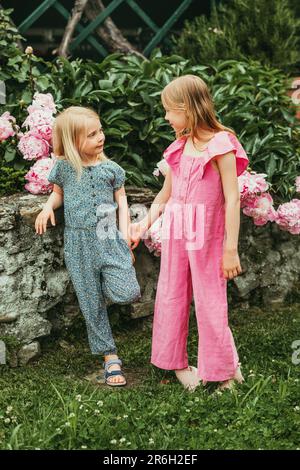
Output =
[{"x1": 174, "y1": 0, "x2": 300, "y2": 73}]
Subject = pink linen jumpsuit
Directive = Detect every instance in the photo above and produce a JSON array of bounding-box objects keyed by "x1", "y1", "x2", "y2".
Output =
[{"x1": 150, "y1": 131, "x2": 249, "y2": 382}]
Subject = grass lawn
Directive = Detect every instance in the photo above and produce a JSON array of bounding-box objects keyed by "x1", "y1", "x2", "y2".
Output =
[{"x1": 0, "y1": 304, "x2": 300, "y2": 450}]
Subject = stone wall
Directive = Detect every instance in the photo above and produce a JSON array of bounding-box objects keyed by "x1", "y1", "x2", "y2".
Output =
[{"x1": 0, "y1": 188, "x2": 299, "y2": 366}]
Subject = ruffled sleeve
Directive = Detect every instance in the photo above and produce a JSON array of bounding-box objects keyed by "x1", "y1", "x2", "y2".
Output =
[
  {"x1": 47, "y1": 159, "x2": 64, "y2": 187},
  {"x1": 112, "y1": 163, "x2": 126, "y2": 190},
  {"x1": 162, "y1": 137, "x2": 186, "y2": 175},
  {"x1": 203, "y1": 131, "x2": 249, "y2": 178}
]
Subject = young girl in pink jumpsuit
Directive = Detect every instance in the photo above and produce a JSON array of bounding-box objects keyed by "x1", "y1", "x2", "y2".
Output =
[{"x1": 131, "y1": 75, "x2": 249, "y2": 390}]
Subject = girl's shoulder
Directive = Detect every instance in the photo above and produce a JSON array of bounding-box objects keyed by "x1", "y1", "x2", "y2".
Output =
[
  {"x1": 162, "y1": 137, "x2": 187, "y2": 171},
  {"x1": 47, "y1": 156, "x2": 66, "y2": 187},
  {"x1": 104, "y1": 160, "x2": 126, "y2": 190},
  {"x1": 206, "y1": 131, "x2": 249, "y2": 176}
]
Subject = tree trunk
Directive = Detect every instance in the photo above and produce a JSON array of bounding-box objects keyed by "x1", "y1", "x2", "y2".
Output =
[{"x1": 84, "y1": 0, "x2": 145, "y2": 59}]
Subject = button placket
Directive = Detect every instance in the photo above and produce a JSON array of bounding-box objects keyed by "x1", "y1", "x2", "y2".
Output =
[{"x1": 181, "y1": 159, "x2": 193, "y2": 204}]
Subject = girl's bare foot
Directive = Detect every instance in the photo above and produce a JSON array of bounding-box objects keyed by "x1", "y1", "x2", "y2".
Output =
[
  {"x1": 175, "y1": 366, "x2": 202, "y2": 391},
  {"x1": 218, "y1": 363, "x2": 244, "y2": 391}
]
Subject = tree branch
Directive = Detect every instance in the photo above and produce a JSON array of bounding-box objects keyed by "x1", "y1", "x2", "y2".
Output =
[{"x1": 56, "y1": 0, "x2": 88, "y2": 57}]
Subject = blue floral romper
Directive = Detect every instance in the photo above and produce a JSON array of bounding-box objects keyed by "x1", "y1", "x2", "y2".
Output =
[{"x1": 47, "y1": 158, "x2": 141, "y2": 355}]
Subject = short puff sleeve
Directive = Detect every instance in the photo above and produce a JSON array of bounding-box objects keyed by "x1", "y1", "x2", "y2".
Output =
[
  {"x1": 205, "y1": 131, "x2": 249, "y2": 178},
  {"x1": 113, "y1": 164, "x2": 126, "y2": 190},
  {"x1": 47, "y1": 159, "x2": 64, "y2": 188},
  {"x1": 162, "y1": 138, "x2": 186, "y2": 175}
]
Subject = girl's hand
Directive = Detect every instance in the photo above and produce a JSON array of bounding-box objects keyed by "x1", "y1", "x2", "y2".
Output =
[
  {"x1": 124, "y1": 237, "x2": 136, "y2": 264},
  {"x1": 129, "y1": 222, "x2": 145, "y2": 250},
  {"x1": 130, "y1": 249, "x2": 136, "y2": 264},
  {"x1": 35, "y1": 206, "x2": 56, "y2": 235},
  {"x1": 221, "y1": 249, "x2": 242, "y2": 280}
]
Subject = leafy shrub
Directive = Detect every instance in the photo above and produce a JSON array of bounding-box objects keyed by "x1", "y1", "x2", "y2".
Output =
[
  {"x1": 0, "y1": 8, "x2": 24, "y2": 81},
  {"x1": 0, "y1": 36, "x2": 299, "y2": 201},
  {"x1": 173, "y1": 0, "x2": 300, "y2": 73}
]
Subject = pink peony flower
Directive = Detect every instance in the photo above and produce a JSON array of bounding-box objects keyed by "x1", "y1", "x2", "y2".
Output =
[
  {"x1": 243, "y1": 193, "x2": 277, "y2": 226},
  {"x1": 295, "y1": 176, "x2": 300, "y2": 193},
  {"x1": 238, "y1": 170, "x2": 269, "y2": 208},
  {"x1": 275, "y1": 199, "x2": 300, "y2": 235},
  {"x1": 18, "y1": 132, "x2": 50, "y2": 160},
  {"x1": 23, "y1": 108, "x2": 54, "y2": 133},
  {"x1": 28, "y1": 92, "x2": 56, "y2": 114},
  {"x1": 0, "y1": 111, "x2": 16, "y2": 141},
  {"x1": 24, "y1": 157, "x2": 55, "y2": 194}
]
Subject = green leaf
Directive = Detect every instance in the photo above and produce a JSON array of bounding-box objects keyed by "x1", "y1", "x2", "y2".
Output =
[{"x1": 4, "y1": 148, "x2": 16, "y2": 162}]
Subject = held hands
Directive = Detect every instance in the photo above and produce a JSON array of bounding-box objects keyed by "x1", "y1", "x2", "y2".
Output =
[
  {"x1": 129, "y1": 222, "x2": 146, "y2": 250},
  {"x1": 35, "y1": 206, "x2": 56, "y2": 235},
  {"x1": 221, "y1": 248, "x2": 243, "y2": 280}
]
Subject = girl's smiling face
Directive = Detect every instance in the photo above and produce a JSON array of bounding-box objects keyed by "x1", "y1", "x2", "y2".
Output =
[
  {"x1": 81, "y1": 117, "x2": 105, "y2": 157},
  {"x1": 164, "y1": 107, "x2": 187, "y2": 133}
]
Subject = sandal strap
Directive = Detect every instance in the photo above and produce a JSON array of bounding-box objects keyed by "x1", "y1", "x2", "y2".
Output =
[
  {"x1": 105, "y1": 369, "x2": 124, "y2": 378},
  {"x1": 103, "y1": 358, "x2": 122, "y2": 370}
]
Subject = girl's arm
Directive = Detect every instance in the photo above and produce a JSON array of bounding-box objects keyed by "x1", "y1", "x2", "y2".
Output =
[
  {"x1": 114, "y1": 186, "x2": 131, "y2": 245},
  {"x1": 215, "y1": 152, "x2": 243, "y2": 279},
  {"x1": 130, "y1": 167, "x2": 172, "y2": 248},
  {"x1": 35, "y1": 185, "x2": 64, "y2": 234}
]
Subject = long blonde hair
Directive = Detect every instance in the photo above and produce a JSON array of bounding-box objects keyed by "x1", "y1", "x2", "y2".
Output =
[
  {"x1": 52, "y1": 106, "x2": 108, "y2": 180},
  {"x1": 161, "y1": 75, "x2": 235, "y2": 142}
]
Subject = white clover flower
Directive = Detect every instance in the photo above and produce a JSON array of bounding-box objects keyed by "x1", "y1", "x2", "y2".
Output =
[
  {"x1": 81, "y1": 445, "x2": 87, "y2": 449},
  {"x1": 97, "y1": 400, "x2": 103, "y2": 407},
  {"x1": 94, "y1": 409, "x2": 100, "y2": 415},
  {"x1": 69, "y1": 413, "x2": 75, "y2": 418},
  {"x1": 6, "y1": 406, "x2": 13, "y2": 414},
  {"x1": 65, "y1": 422, "x2": 71, "y2": 427},
  {"x1": 4, "y1": 418, "x2": 10, "y2": 424},
  {"x1": 110, "y1": 439, "x2": 117, "y2": 445},
  {"x1": 79, "y1": 405, "x2": 83, "y2": 410},
  {"x1": 149, "y1": 438, "x2": 154, "y2": 444},
  {"x1": 75, "y1": 394, "x2": 82, "y2": 402},
  {"x1": 119, "y1": 437, "x2": 126, "y2": 443},
  {"x1": 294, "y1": 406, "x2": 300, "y2": 411},
  {"x1": 123, "y1": 415, "x2": 128, "y2": 419}
]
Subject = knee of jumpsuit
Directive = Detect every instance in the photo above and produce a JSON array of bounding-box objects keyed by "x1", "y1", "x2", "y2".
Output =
[
  {"x1": 102, "y1": 272, "x2": 141, "y2": 304},
  {"x1": 101, "y1": 237, "x2": 141, "y2": 305}
]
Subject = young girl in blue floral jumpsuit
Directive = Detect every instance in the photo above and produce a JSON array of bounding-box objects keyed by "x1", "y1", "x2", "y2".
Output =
[{"x1": 35, "y1": 106, "x2": 141, "y2": 387}]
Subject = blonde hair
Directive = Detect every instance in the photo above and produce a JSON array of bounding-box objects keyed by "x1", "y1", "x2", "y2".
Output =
[
  {"x1": 52, "y1": 106, "x2": 108, "y2": 180},
  {"x1": 161, "y1": 75, "x2": 235, "y2": 141}
]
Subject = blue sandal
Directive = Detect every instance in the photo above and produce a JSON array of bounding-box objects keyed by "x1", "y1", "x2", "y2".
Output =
[{"x1": 103, "y1": 358, "x2": 127, "y2": 387}]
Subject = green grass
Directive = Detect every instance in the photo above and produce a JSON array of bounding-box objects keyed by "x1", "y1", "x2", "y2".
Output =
[{"x1": 0, "y1": 304, "x2": 300, "y2": 450}]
